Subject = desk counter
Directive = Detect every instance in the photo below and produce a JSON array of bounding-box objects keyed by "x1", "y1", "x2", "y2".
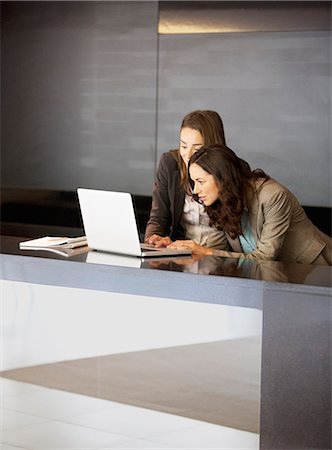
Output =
[
  {"x1": 1, "y1": 235, "x2": 331, "y2": 308},
  {"x1": 1, "y1": 235, "x2": 331, "y2": 450}
]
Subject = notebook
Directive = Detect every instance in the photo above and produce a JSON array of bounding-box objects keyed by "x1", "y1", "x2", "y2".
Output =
[{"x1": 77, "y1": 188, "x2": 192, "y2": 258}]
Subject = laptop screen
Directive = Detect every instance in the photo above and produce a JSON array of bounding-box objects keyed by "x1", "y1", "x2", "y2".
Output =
[{"x1": 77, "y1": 188, "x2": 142, "y2": 256}]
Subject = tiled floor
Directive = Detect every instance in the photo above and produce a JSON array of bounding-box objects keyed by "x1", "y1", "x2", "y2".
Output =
[
  {"x1": 1, "y1": 280, "x2": 261, "y2": 449},
  {"x1": 1, "y1": 378, "x2": 259, "y2": 450}
]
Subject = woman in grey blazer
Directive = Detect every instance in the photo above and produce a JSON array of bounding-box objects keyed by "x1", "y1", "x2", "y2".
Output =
[
  {"x1": 145, "y1": 110, "x2": 227, "y2": 248},
  {"x1": 168, "y1": 144, "x2": 331, "y2": 265}
]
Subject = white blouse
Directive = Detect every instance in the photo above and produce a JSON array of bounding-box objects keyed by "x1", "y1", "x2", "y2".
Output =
[{"x1": 181, "y1": 194, "x2": 224, "y2": 249}]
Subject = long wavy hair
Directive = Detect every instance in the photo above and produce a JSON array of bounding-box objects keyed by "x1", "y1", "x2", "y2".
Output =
[
  {"x1": 173, "y1": 110, "x2": 226, "y2": 185},
  {"x1": 188, "y1": 144, "x2": 269, "y2": 239}
]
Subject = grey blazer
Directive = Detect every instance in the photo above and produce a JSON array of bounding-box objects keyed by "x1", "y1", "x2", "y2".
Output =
[
  {"x1": 145, "y1": 150, "x2": 186, "y2": 241},
  {"x1": 212, "y1": 178, "x2": 331, "y2": 265}
]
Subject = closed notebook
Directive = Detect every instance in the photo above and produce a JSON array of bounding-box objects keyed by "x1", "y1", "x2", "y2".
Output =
[
  {"x1": 19, "y1": 236, "x2": 88, "y2": 257},
  {"x1": 19, "y1": 236, "x2": 88, "y2": 249}
]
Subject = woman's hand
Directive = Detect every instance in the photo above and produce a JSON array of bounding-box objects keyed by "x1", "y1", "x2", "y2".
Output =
[
  {"x1": 168, "y1": 240, "x2": 213, "y2": 256},
  {"x1": 148, "y1": 253, "x2": 204, "y2": 269},
  {"x1": 147, "y1": 234, "x2": 173, "y2": 248}
]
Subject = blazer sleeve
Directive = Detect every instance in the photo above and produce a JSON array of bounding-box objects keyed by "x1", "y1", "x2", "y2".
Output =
[
  {"x1": 211, "y1": 186, "x2": 293, "y2": 260},
  {"x1": 144, "y1": 153, "x2": 176, "y2": 240}
]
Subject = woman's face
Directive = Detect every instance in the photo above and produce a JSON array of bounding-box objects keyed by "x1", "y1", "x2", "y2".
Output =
[
  {"x1": 189, "y1": 163, "x2": 220, "y2": 206},
  {"x1": 179, "y1": 127, "x2": 204, "y2": 166}
]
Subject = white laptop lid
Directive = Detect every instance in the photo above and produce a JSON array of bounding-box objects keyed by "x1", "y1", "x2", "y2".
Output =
[
  {"x1": 77, "y1": 188, "x2": 142, "y2": 256},
  {"x1": 77, "y1": 188, "x2": 191, "y2": 258}
]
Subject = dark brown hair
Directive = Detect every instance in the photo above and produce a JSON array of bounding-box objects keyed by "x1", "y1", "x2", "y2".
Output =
[
  {"x1": 188, "y1": 144, "x2": 269, "y2": 239},
  {"x1": 173, "y1": 110, "x2": 226, "y2": 185}
]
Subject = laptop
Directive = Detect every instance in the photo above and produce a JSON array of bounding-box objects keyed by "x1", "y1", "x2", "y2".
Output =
[{"x1": 77, "y1": 188, "x2": 192, "y2": 258}]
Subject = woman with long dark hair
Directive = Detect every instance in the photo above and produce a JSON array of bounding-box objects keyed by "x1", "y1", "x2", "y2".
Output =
[{"x1": 168, "y1": 144, "x2": 331, "y2": 265}]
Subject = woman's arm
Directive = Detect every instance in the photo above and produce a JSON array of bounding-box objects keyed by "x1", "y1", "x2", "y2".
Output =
[
  {"x1": 168, "y1": 232, "x2": 231, "y2": 255},
  {"x1": 144, "y1": 153, "x2": 175, "y2": 241},
  {"x1": 213, "y1": 187, "x2": 293, "y2": 260}
]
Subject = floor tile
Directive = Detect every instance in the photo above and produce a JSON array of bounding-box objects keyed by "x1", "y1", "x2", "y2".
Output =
[
  {"x1": 3, "y1": 420, "x2": 129, "y2": 450},
  {"x1": 0, "y1": 408, "x2": 47, "y2": 430},
  {"x1": 99, "y1": 437, "x2": 169, "y2": 449},
  {"x1": 152, "y1": 423, "x2": 259, "y2": 449},
  {"x1": 2, "y1": 386, "x2": 114, "y2": 421},
  {"x1": 0, "y1": 445, "x2": 30, "y2": 450},
  {"x1": 0, "y1": 378, "x2": 42, "y2": 398},
  {"x1": 68, "y1": 403, "x2": 203, "y2": 440}
]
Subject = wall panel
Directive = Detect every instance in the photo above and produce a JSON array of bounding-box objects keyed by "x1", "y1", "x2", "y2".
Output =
[{"x1": 1, "y1": 1, "x2": 158, "y2": 195}]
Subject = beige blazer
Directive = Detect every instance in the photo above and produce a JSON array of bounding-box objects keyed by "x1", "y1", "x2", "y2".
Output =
[{"x1": 212, "y1": 178, "x2": 331, "y2": 265}]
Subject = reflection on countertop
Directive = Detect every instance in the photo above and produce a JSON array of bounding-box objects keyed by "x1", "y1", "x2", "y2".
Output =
[
  {"x1": 143, "y1": 254, "x2": 331, "y2": 287},
  {"x1": 81, "y1": 248, "x2": 331, "y2": 287},
  {"x1": 1, "y1": 235, "x2": 331, "y2": 288}
]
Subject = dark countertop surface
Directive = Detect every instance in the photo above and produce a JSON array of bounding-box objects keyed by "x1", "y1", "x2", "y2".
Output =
[{"x1": 1, "y1": 235, "x2": 331, "y2": 290}]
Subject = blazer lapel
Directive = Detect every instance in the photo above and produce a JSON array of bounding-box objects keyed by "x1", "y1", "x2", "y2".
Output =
[
  {"x1": 226, "y1": 233, "x2": 243, "y2": 252},
  {"x1": 247, "y1": 179, "x2": 266, "y2": 243}
]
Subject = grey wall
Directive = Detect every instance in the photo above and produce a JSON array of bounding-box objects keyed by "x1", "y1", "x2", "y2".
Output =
[
  {"x1": 2, "y1": 1, "x2": 158, "y2": 195},
  {"x1": 1, "y1": 1, "x2": 331, "y2": 206}
]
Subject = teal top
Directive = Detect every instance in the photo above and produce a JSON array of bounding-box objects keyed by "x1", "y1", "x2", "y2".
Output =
[{"x1": 239, "y1": 210, "x2": 256, "y2": 254}]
